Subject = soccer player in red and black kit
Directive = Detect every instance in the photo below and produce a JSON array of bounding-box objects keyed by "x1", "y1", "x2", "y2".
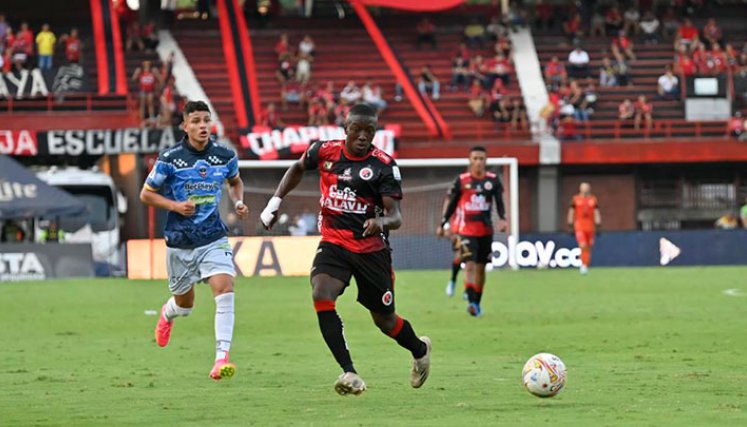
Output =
[
  {"x1": 260, "y1": 104, "x2": 431, "y2": 396},
  {"x1": 437, "y1": 146, "x2": 507, "y2": 317}
]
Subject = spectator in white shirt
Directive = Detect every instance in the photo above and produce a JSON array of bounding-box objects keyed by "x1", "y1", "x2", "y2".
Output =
[
  {"x1": 623, "y1": 7, "x2": 640, "y2": 35},
  {"x1": 639, "y1": 12, "x2": 660, "y2": 44},
  {"x1": 298, "y1": 35, "x2": 315, "y2": 58},
  {"x1": 568, "y1": 46, "x2": 590, "y2": 79},
  {"x1": 657, "y1": 66, "x2": 679, "y2": 100},
  {"x1": 362, "y1": 79, "x2": 387, "y2": 113},
  {"x1": 296, "y1": 53, "x2": 312, "y2": 85},
  {"x1": 340, "y1": 80, "x2": 362, "y2": 105}
]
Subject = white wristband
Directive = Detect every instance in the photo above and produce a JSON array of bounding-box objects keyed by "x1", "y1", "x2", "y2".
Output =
[
  {"x1": 234, "y1": 200, "x2": 245, "y2": 209},
  {"x1": 266, "y1": 196, "x2": 282, "y2": 212}
]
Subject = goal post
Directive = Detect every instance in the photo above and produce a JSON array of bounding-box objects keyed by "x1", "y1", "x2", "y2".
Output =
[{"x1": 236, "y1": 157, "x2": 519, "y2": 270}]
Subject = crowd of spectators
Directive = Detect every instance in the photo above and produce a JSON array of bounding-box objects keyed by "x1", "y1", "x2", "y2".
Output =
[
  {"x1": 263, "y1": 32, "x2": 389, "y2": 129},
  {"x1": 535, "y1": 1, "x2": 747, "y2": 141},
  {"x1": 131, "y1": 53, "x2": 182, "y2": 127},
  {"x1": 0, "y1": 13, "x2": 83, "y2": 74},
  {"x1": 419, "y1": 16, "x2": 528, "y2": 130}
]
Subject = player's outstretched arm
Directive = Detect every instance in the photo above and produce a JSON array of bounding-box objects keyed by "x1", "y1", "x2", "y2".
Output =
[
  {"x1": 437, "y1": 177, "x2": 461, "y2": 236},
  {"x1": 363, "y1": 196, "x2": 402, "y2": 237},
  {"x1": 260, "y1": 160, "x2": 307, "y2": 229},
  {"x1": 140, "y1": 186, "x2": 195, "y2": 216}
]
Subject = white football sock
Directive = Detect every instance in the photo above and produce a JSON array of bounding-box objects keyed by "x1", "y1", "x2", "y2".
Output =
[
  {"x1": 163, "y1": 296, "x2": 192, "y2": 321},
  {"x1": 214, "y1": 292, "x2": 235, "y2": 361}
]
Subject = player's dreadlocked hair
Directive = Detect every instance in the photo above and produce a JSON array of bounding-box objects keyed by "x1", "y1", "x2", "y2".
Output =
[
  {"x1": 183, "y1": 100, "x2": 211, "y2": 117},
  {"x1": 348, "y1": 103, "x2": 378, "y2": 119}
]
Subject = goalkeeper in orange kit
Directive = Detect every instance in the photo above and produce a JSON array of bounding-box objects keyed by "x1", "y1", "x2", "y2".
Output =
[{"x1": 567, "y1": 182, "x2": 601, "y2": 275}]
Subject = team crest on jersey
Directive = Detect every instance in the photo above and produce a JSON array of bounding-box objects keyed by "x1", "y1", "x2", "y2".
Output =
[
  {"x1": 382, "y1": 290, "x2": 393, "y2": 306},
  {"x1": 465, "y1": 183, "x2": 471, "y2": 189},
  {"x1": 359, "y1": 167, "x2": 374, "y2": 181},
  {"x1": 485, "y1": 181, "x2": 493, "y2": 191},
  {"x1": 323, "y1": 161, "x2": 333, "y2": 170},
  {"x1": 198, "y1": 165, "x2": 208, "y2": 178}
]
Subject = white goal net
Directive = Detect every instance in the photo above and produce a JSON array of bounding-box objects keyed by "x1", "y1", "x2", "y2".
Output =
[{"x1": 236, "y1": 158, "x2": 519, "y2": 270}]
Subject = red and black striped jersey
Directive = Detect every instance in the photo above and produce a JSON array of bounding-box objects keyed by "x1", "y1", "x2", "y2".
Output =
[
  {"x1": 302, "y1": 140, "x2": 402, "y2": 253},
  {"x1": 441, "y1": 171, "x2": 505, "y2": 237}
]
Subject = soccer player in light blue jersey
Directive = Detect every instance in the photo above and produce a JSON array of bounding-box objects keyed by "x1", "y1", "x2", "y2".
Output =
[{"x1": 140, "y1": 101, "x2": 248, "y2": 381}]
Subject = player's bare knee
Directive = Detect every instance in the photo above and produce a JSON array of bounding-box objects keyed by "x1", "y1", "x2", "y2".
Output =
[
  {"x1": 371, "y1": 312, "x2": 396, "y2": 333},
  {"x1": 311, "y1": 274, "x2": 343, "y2": 301}
]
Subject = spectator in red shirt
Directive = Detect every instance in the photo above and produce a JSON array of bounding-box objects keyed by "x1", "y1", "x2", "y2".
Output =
[
  {"x1": 126, "y1": 21, "x2": 144, "y2": 52},
  {"x1": 467, "y1": 79, "x2": 488, "y2": 117},
  {"x1": 702, "y1": 18, "x2": 723, "y2": 49},
  {"x1": 275, "y1": 33, "x2": 289, "y2": 60},
  {"x1": 618, "y1": 99, "x2": 635, "y2": 120},
  {"x1": 158, "y1": 76, "x2": 178, "y2": 128},
  {"x1": 634, "y1": 95, "x2": 653, "y2": 130},
  {"x1": 455, "y1": 42, "x2": 470, "y2": 61},
  {"x1": 259, "y1": 102, "x2": 284, "y2": 130},
  {"x1": 544, "y1": 55, "x2": 567, "y2": 89},
  {"x1": 59, "y1": 28, "x2": 82, "y2": 64},
  {"x1": 132, "y1": 60, "x2": 161, "y2": 122},
  {"x1": 710, "y1": 44, "x2": 728, "y2": 75},
  {"x1": 534, "y1": 0, "x2": 554, "y2": 30},
  {"x1": 674, "y1": 51, "x2": 696, "y2": 76},
  {"x1": 468, "y1": 55, "x2": 487, "y2": 89},
  {"x1": 562, "y1": 13, "x2": 583, "y2": 43},
  {"x1": 18, "y1": 22, "x2": 33, "y2": 54},
  {"x1": 2, "y1": 27, "x2": 13, "y2": 72},
  {"x1": 604, "y1": 6, "x2": 623, "y2": 35},
  {"x1": 487, "y1": 52, "x2": 511, "y2": 87},
  {"x1": 676, "y1": 18, "x2": 699, "y2": 50},
  {"x1": 558, "y1": 115, "x2": 579, "y2": 141},
  {"x1": 307, "y1": 98, "x2": 329, "y2": 126},
  {"x1": 611, "y1": 30, "x2": 636, "y2": 61},
  {"x1": 489, "y1": 78, "x2": 507, "y2": 105},
  {"x1": 416, "y1": 17, "x2": 436, "y2": 50}
]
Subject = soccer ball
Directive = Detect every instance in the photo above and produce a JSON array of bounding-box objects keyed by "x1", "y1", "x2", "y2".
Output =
[{"x1": 522, "y1": 353, "x2": 567, "y2": 398}]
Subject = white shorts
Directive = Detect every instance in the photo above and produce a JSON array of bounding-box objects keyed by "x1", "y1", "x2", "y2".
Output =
[{"x1": 166, "y1": 237, "x2": 235, "y2": 295}]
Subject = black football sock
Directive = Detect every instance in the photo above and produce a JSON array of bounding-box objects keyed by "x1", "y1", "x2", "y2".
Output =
[
  {"x1": 387, "y1": 316, "x2": 427, "y2": 359},
  {"x1": 450, "y1": 261, "x2": 461, "y2": 282},
  {"x1": 315, "y1": 301, "x2": 356, "y2": 373},
  {"x1": 475, "y1": 289, "x2": 483, "y2": 304}
]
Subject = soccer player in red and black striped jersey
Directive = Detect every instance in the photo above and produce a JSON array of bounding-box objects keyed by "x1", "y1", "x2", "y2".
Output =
[
  {"x1": 437, "y1": 146, "x2": 507, "y2": 317},
  {"x1": 260, "y1": 104, "x2": 431, "y2": 396}
]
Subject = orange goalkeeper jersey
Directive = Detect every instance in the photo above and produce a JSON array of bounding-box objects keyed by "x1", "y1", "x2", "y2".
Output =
[{"x1": 571, "y1": 194, "x2": 598, "y2": 232}]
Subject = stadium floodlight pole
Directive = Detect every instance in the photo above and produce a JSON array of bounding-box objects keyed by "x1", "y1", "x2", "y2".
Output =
[{"x1": 239, "y1": 157, "x2": 520, "y2": 269}]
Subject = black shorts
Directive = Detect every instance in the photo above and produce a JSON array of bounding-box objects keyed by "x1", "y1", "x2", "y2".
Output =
[
  {"x1": 456, "y1": 234, "x2": 493, "y2": 264},
  {"x1": 311, "y1": 242, "x2": 395, "y2": 314}
]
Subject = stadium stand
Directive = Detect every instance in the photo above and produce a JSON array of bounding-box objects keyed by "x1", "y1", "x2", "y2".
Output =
[{"x1": 533, "y1": 3, "x2": 747, "y2": 142}]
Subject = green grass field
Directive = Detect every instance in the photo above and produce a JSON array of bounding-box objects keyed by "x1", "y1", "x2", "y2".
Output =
[{"x1": 1, "y1": 267, "x2": 746, "y2": 426}]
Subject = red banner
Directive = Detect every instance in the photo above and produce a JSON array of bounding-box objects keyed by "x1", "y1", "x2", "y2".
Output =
[
  {"x1": 239, "y1": 124, "x2": 400, "y2": 160},
  {"x1": 349, "y1": 0, "x2": 465, "y2": 11}
]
